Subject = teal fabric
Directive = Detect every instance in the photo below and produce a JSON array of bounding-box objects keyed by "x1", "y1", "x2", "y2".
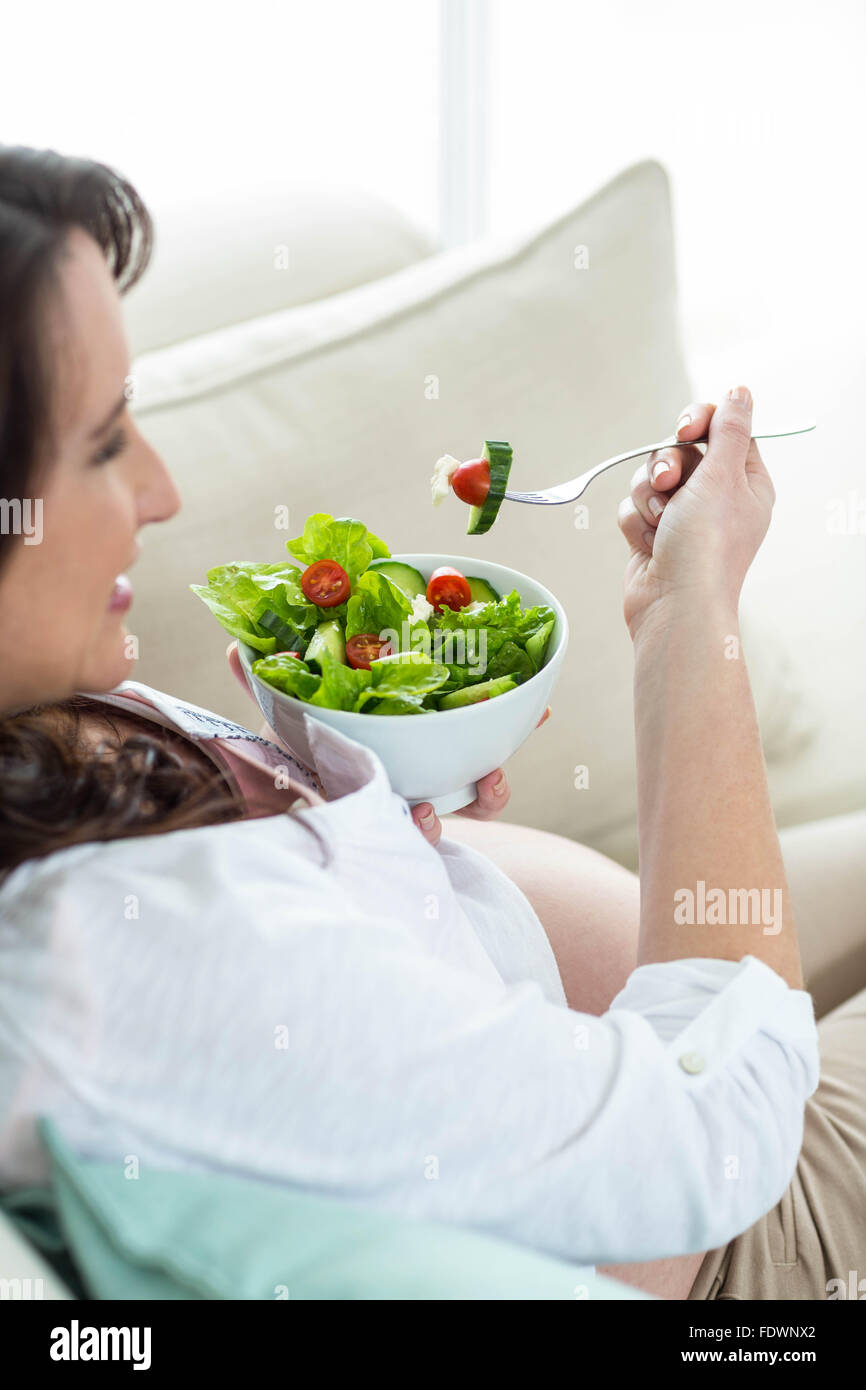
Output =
[
  {"x1": 0, "y1": 1179, "x2": 88, "y2": 1297},
  {"x1": 20, "y1": 1117, "x2": 653, "y2": 1300}
]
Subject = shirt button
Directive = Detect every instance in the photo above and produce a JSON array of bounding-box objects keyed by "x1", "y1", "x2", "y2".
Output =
[{"x1": 679, "y1": 1051, "x2": 706, "y2": 1074}]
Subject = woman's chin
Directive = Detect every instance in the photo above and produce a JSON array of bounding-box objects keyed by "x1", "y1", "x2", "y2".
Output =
[{"x1": 80, "y1": 630, "x2": 138, "y2": 693}]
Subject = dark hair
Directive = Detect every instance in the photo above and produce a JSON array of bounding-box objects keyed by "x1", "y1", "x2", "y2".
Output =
[
  {"x1": 0, "y1": 146, "x2": 151, "y2": 519},
  {"x1": 0, "y1": 147, "x2": 320, "y2": 878}
]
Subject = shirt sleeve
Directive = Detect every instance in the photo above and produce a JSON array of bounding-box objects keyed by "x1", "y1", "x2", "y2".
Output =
[{"x1": 292, "y1": 933, "x2": 819, "y2": 1265}]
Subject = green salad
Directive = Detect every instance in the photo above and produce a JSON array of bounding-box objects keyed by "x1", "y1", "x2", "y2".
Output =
[{"x1": 191, "y1": 513, "x2": 556, "y2": 715}]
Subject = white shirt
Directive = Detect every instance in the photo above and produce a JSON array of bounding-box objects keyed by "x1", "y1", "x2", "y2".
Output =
[{"x1": 0, "y1": 682, "x2": 820, "y2": 1268}]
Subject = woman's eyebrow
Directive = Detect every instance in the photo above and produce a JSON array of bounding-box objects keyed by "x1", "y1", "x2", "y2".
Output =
[{"x1": 87, "y1": 390, "x2": 128, "y2": 440}]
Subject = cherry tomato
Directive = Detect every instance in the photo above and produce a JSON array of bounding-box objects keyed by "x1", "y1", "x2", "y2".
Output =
[
  {"x1": 346, "y1": 633, "x2": 393, "y2": 669},
  {"x1": 426, "y1": 566, "x2": 472, "y2": 613},
  {"x1": 285, "y1": 651, "x2": 301, "y2": 659},
  {"x1": 451, "y1": 459, "x2": 490, "y2": 507},
  {"x1": 300, "y1": 559, "x2": 350, "y2": 607}
]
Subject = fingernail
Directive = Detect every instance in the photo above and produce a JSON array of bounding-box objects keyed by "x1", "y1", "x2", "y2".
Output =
[
  {"x1": 492, "y1": 771, "x2": 507, "y2": 793},
  {"x1": 727, "y1": 385, "x2": 752, "y2": 408},
  {"x1": 651, "y1": 460, "x2": 670, "y2": 485},
  {"x1": 675, "y1": 411, "x2": 692, "y2": 436},
  {"x1": 419, "y1": 808, "x2": 436, "y2": 827},
  {"x1": 642, "y1": 529, "x2": 655, "y2": 547},
  {"x1": 647, "y1": 495, "x2": 665, "y2": 517}
]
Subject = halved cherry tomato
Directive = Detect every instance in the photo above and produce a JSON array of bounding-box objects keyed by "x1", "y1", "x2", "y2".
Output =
[
  {"x1": 286, "y1": 651, "x2": 301, "y2": 659},
  {"x1": 451, "y1": 459, "x2": 490, "y2": 507},
  {"x1": 346, "y1": 633, "x2": 393, "y2": 669},
  {"x1": 301, "y1": 559, "x2": 350, "y2": 607},
  {"x1": 426, "y1": 565, "x2": 472, "y2": 613}
]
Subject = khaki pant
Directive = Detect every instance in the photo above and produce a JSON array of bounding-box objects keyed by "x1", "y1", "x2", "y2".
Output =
[{"x1": 688, "y1": 810, "x2": 866, "y2": 1301}]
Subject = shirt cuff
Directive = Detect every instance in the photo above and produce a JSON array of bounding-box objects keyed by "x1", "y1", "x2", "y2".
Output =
[{"x1": 607, "y1": 954, "x2": 820, "y2": 1097}]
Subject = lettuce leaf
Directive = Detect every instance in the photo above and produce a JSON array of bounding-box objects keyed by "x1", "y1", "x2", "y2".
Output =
[
  {"x1": 308, "y1": 652, "x2": 373, "y2": 710},
  {"x1": 485, "y1": 639, "x2": 537, "y2": 685},
  {"x1": 433, "y1": 628, "x2": 515, "y2": 690},
  {"x1": 363, "y1": 697, "x2": 427, "y2": 716},
  {"x1": 190, "y1": 583, "x2": 278, "y2": 654},
  {"x1": 251, "y1": 653, "x2": 322, "y2": 700},
  {"x1": 354, "y1": 651, "x2": 449, "y2": 713},
  {"x1": 366, "y1": 529, "x2": 391, "y2": 560},
  {"x1": 191, "y1": 561, "x2": 320, "y2": 654},
  {"x1": 428, "y1": 591, "x2": 552, "y2": 689},
  {"x1": 287, "y1": 514, "x2": 389, "y2": 585},
  {"x1": 345, "y1": 571, "x2": 425, "y2": 653},
  {"x1": 434, "y1": 588, "x2": 554, "y2": 644},
  {"x1": 251, "y1": 650, "x2": 373, "y2": 710}
]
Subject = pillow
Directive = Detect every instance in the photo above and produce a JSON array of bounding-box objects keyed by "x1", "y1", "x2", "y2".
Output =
[
  {"x1": 128, "y1": 159, "x2": 813, "y2": 865},
  {"x1": 24, "y1": 1117, "x2": 653, "y2": 1301},
  {"x1": 124, "y1": 184, "x2": 436, "y2": 354}
]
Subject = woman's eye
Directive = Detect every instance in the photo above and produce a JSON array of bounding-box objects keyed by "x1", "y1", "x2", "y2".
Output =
[{"x1": 92, "y1": 428, "x2": 129, "y2": 466}]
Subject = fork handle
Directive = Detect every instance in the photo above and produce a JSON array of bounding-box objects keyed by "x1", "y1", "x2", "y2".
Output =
[{"x1": 583, "y1": 422, "x2": 816, "y2": 487}]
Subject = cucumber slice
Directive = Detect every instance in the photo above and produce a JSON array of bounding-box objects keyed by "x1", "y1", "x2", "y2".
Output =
[
  {"x1": 305, "y1": 619, "x2": 346, "y2": 668},
  {"x1": 464, "y1": 575, "x2": 500, "y2": 605},
  {"x1": 466, "y1": 440, "x2": 512, "y2": 536},
  {"x1": 258, "y1": 609, "x2": 309, "y2": 656},
  {"x1": 437, "y1": 675, "x2": 517, "y2": 710},
  {"x1": 525, "y1": 618, "x2": 555, "y2": 669},
  {"x1": 367, "y1": 559, "x2": 427, "y2": 600}
]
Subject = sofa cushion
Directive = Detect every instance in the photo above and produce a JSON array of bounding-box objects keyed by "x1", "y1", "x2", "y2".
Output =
[{"x1": 128, "y1": 159, "x2": 812, "y2": 863}]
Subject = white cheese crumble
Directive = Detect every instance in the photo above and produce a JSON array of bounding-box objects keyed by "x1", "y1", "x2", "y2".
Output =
[
  {"x1": 410, "y1": 592, "x2": 435, "y2": 623},
  {"x1": 431, "y1": 454, "x2": 461, "y2": 506}
]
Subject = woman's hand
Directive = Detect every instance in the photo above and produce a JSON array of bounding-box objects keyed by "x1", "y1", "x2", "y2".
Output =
[
  {"x1": 616, "y1": 387, "x2": 776, "y2": 640},
  {"x1": 227, "y1": 642, "x2": 282, "y2": 744},
  {"x1": 410, "y1": 705, "x2": 551, "y2": 846}
]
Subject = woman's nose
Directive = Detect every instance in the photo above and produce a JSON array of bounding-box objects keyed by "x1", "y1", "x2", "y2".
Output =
[{"x1": 133, "y1": 429, "x2": 181, "y2": 526}]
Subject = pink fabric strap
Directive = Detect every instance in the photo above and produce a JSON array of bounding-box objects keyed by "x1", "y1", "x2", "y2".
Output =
[{"x1": 89, "y1": 686, "x2": 327, "y2": 814}]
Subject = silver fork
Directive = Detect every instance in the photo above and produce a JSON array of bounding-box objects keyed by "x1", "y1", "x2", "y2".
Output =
[{"x1": 504, "y1": 421, "x2": 817, "y2": 505}]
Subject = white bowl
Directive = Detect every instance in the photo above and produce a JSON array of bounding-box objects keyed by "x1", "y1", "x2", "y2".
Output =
[{"x1": 239, "y1": 553, "x2": 569, "y2": 814}]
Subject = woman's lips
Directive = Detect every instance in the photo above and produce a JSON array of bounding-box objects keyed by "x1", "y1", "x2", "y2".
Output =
[{"x1": 108, "y1": 574, "x2": 133, "y2": 613}]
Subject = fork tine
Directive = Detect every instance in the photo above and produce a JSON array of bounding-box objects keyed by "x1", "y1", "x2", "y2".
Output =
[{"x1": 503, "y1": 490, "x2": 566, "y2": 505}]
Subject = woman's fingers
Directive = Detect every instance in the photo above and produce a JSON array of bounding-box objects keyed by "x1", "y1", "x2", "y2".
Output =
[
  {"x1": 674, "y1": 400, "x2": 716, "y2": 444},
  {"x1": 226, "y1": 641, "x2": 254, "y2": 698},
  {"x1": 617, "y1": 496, "x2": 655, "y2": 556},
  {"x1": 454, "y1": 767, "x2": 511, "y2": 820},
  {"x1": 644, "y1": 440, "x2": 705, "y2": 494},
  {"x1": 629, "y1": 445, "x2": 703, "y2": 528},
  {"x1": 412, "y1": 767, "x2": 509, "y2": 844},
  {"x1": 411, "y1": 802, "x2": 443, "y2": 845},
  {"x1": 227, "y1": 640, "x2": 283, "y2": 742},
  {"x1": 645, "y1": 402, "x2": 716, "y2": 491}
]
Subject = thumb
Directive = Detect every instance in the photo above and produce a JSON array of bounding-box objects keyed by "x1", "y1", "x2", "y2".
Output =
[
  {"x1": 226, "y1": 641, "x2": 255, "y2": 700},
  {"x1": 703, "y1": 385, "x2": 754, "y2": 482}
]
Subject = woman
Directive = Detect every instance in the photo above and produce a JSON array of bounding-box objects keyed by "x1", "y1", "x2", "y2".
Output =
[{"x1": 0, "y1": 147, "x2": 863, "y2": 1303}]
